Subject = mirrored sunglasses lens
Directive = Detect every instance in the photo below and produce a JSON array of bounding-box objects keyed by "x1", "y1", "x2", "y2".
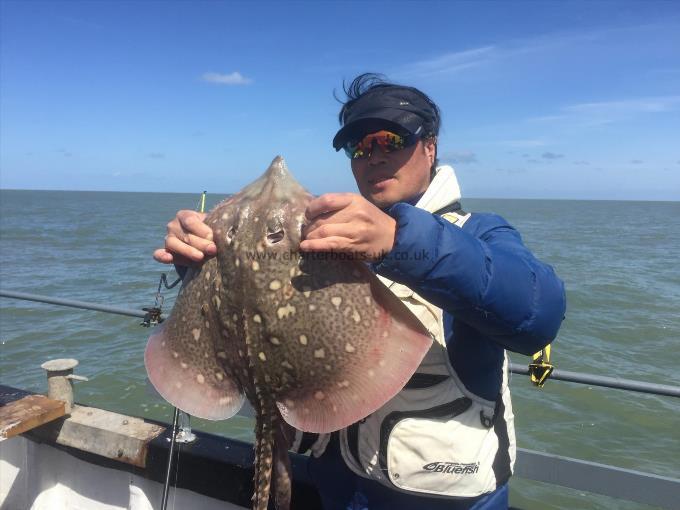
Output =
[
  {"x1": 344, "y1": 131, "x2": 410, "y2": 159},
  {"x1": 378, "y1": 132, "x2": 405, "y2": 151},
  {"x1": 344, "y1": 144, "x2": 366, "y2": 159}
]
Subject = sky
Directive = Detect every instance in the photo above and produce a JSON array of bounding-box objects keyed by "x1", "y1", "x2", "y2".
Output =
[{"x1": 1, "y1": 0, "x2": 679, "y2": 200}]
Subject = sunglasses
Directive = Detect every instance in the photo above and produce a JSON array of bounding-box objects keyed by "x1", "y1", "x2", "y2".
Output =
[{"x1": 343, "y1": 130, "x2": 419, "y2": 160}]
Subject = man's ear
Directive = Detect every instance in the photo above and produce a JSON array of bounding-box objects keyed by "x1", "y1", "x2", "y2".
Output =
[{"x1": 424, "y1": 137, "x2": 437, "y2": 166}]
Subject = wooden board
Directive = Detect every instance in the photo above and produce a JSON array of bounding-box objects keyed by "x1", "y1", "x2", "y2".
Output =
[
  {"x1": 0, "y1": 394, "x2": 66, "y2": 440},
  {"x1": 30, "y1": 404, "x2": 166, "y2": 467}
]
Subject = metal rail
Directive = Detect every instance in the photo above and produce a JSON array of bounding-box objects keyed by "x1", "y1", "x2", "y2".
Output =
[
  {"x1": 2, "y1": 289, "x2": 679, "y2": 398},
  {"x1": 0, "y1": 289, "x2": 151, "y2": 319},
  {"x1": 508, "y1": 362, "x2": 680, "y2": 398},
  {"x1": 515, "y1": 448, "x2": 680, "y2": 509}
]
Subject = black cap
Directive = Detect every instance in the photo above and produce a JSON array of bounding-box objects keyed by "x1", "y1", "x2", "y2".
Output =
[{"x1": 332, "y1": 86, "x2": 438, "y2": 151}]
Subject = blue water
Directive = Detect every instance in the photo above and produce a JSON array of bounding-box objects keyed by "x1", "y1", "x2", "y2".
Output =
[{"x1": 1, "y1": 190, "x2": 679, "y2": 509}]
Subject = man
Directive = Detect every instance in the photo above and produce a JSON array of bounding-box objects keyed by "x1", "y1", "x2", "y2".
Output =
[{"x1": 153, "y1": 74, "x2": 566, "y2": 509}]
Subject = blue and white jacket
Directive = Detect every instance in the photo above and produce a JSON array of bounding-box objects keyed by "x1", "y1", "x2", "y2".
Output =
[{"x1": 303, "y1": 165, "x2": 566, "y2": 501}]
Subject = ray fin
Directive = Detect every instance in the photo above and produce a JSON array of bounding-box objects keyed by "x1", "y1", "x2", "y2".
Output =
[
  {"x1": 145, "y1": 259, "x2": 245, "y2": 420},
  {"x1": 278, "y1": 263, "x2": 432, "y2": 433}
]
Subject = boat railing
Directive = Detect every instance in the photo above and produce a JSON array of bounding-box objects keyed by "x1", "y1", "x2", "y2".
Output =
[{"x1": 1, "y1": 288, "x2": 679, "y2": 509}]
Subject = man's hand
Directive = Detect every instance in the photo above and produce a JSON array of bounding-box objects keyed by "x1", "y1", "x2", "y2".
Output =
[
  {"x1": 300, "y1": 193, "x2": 396, "y2": 261},
  {"x1": 152, "y1": 210, "x2": 217, "y2": 266}
]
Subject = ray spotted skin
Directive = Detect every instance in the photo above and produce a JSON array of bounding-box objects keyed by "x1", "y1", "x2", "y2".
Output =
[{"x1": 145, "y1": 157, "x2": 432, "y2": 510}]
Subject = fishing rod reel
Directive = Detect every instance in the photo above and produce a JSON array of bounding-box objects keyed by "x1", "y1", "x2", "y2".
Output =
[
  {"x1": 145, "y1": 191, "x2": 207, "y2": 330},
  {"x1": 141, "y1": 273, "x2": 181, "y2": 327}
]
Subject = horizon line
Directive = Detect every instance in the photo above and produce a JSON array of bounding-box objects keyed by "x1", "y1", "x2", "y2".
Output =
[{"x1": 1, "y1": 187, "x2": 678, "y2": 203}]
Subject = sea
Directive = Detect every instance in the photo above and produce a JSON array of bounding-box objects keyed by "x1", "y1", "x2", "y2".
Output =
[{"x1": 1, "y1": 189, "x2": 678, "y2": 510}]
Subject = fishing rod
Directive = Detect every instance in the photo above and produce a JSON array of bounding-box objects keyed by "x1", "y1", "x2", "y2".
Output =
[
  {"x1": 159, "y1": 190, "x2": 206, "y2": 510},
  {"x1": 161, "y1": 408, "x2": 180, "y2": 510},
  {"x1": 1, "y1": 288, "x2": 679, "y2": 399}
]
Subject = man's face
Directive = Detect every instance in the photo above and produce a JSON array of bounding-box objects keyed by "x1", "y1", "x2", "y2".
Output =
[{"x1": 351, "y1": 135, "x2": 436, "y2": 209}]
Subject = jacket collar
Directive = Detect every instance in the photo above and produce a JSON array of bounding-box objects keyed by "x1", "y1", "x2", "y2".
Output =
[{"x1": 414, "y1": 165, "x2": 462, "y2": 214}]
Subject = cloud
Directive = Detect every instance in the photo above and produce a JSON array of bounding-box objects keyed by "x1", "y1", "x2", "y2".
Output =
[
  {"x1": 148, "y1": 152, "x2": 165, "y2": 159},
  {"x1": 496, "y1": 167, "x2": 526, "y2": 174},
  {"x1": 391, "y1": 23, "x2": 644, "y2": 81},
  {"x1": 392, "y1": 25, "x2": 606, "y2": 80},
  {"x1": 201, "y1": 71, "x2": 252, "y2": 85},
  {"x1": 442, "y1": 151, "x2": 478, "y2": 164},
  {"x1": 648, "y1": 68, "x2": 680, "y2": 77},
  {"x1": 529, "y1": 95, "x2": 680, "y2": 127},
  {"x1": 542, "y1": 152, "x2": 564, "y2": 160},
  {"x1": 567, "y1": 96, "x2": 680, "y2": 115},
  {"x1": 393, "y1": 46, "x2": 496, "y2": 79},
  {"x1": 500, "y1": 139, "x2": 547, "y2": 148},
  {"x1": 630, "y1": 159, "x2": 643, "y2": 164},
  {"x1": 56, "y1": 15, "x2": 106, "y2": 31},
  {"x1": 286, "y1": 128, "x2": 315, "y2": 138},
  {"x1": 393, "y1": 21, "x2": 679, "y2": 88}
]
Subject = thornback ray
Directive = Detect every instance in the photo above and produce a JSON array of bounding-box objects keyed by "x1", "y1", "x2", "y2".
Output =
[{"x1": 144, "y1": 156, "x2": 433, "y2": 510}]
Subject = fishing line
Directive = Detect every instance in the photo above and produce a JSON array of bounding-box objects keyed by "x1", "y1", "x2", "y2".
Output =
[
  {"x1": 160, "y1": 191, "x2": 207, "y2": 510},
  {"x1": 170, "y1": 442, "x2": 184, "y2": 510},
  {"x1": 160, "y1": 407, "x2": 180, "y2": 510}
]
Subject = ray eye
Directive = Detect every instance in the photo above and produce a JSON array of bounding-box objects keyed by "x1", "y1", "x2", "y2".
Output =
[
  {"x1": 267, "y1": 230, "x2": 285, "y2": 244},
  {"x1": 226, "y1": 225, "x2": 237, "y2": 244}
]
